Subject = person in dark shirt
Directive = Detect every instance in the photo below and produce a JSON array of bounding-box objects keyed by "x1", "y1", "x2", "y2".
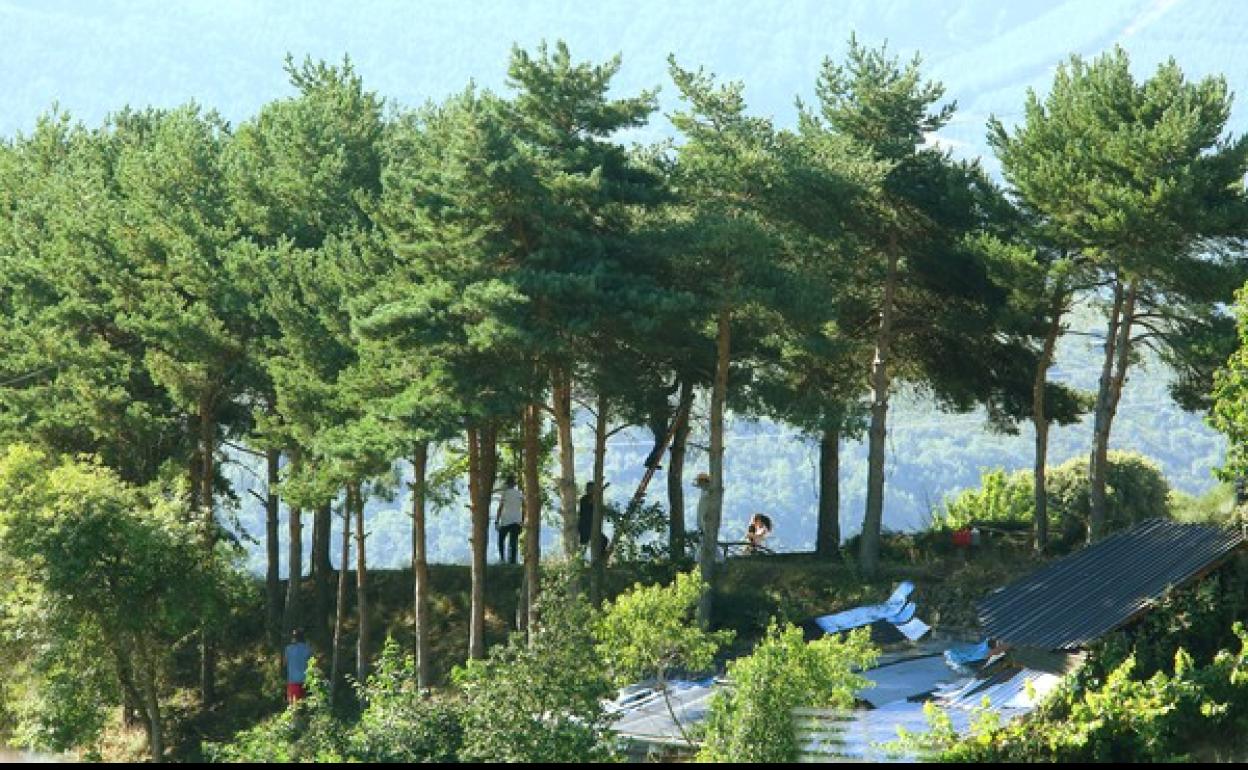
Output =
[{"x1": 578, "y1": 481, "x2": 610, "y2": 557}]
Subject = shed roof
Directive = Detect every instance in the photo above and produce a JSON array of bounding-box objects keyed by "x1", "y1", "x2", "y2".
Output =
[{"x1": 978, "y1": 518, "x2": 1244, "y2": 651}]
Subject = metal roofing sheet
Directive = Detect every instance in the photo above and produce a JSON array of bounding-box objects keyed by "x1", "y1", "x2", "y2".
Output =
[
  {"x1": 978, "y1": 519, "x2": 1244, "y2": 650},
  {"x1": 858, "y1": 653, "x2": 959, "y2": 709}
]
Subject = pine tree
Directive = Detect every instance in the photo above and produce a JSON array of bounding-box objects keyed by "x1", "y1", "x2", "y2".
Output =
[{"x1": 990, "y1": 47, "x2": 1248, "y2": 540}]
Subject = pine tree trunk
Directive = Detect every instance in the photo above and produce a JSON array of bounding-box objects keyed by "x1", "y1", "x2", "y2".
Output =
[
  {"x1": 1089, "y1": 281, "x2": 1136, "y2": 541},
  {"x1": 330, "y1": 493, "x2": 350, "y2": 704},
  {"x1": 313, "y1": 502, "x2": 333, "y2": 577},
  {"x1": 467, "y1": 425, "x2": 497, "y2": 660},
  {"x1": 522, "y1": 404, "x2": 542, "y2": 637},
  {"x1": 312, "y1": 501, "x2": 332, "y2": 647},
  {"x1": 860, "y1": 247, "x2": 898, "y2": 577},
  {"x1": 668, "y1": 378, "x2": 693, "y2": 560},
  {"x1": 283, "y1": 503, "x2": 303, "y2": 633},
  {"x1": 1032, "y1": 293, "x2": 1065, "y2": 553},
  {"x1": 590, "y1": 393, "x2": 609, "y2": 604},
  {"x1": 697, "y1": 307, "x2": 731, "y2": 628},
  {"x1": 552, "y1": 370, "x2": 579, "y2": 557},
  {"x1": 187, "y1": 448, "x2": 200, "y2": 525},
  {"x1": 283, "y1": 450, "x2": 303, "y2": 636},
  {"x1": 816, "y1": 425, "x2": 841, "y2": 559},
  {"x1": 354, "y1": 481, "x2": 369, "y2": 685},
  {"x1": 410, "y1": 442, "x2": 431, "y2": 689},
  {"x1": 265, "y1": 448, "x2": 282, "y2": 646},
  {"x1": 198, "y1": 399, "x2": 217, "y2": 706}
]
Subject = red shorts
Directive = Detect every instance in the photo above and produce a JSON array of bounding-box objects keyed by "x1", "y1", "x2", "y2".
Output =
[{"x1": 286, "y1": 683, "x2": 306, "y2": 702}]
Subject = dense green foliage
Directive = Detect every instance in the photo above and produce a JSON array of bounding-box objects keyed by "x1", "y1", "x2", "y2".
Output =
[
  {"x1": 1, "y1": 23, "x2": 1247, "y2": 764},
  {"x1": 0, "y1": 444, "x2": 232, "y2": 759},
  {"x1": 597, "y1": 571, "x2": 734, "y2": 689},
  {"x1": 698, "y1": 623, "x2": 876, "y2": 763},
  {"x1": 939, "y1": 451, "x2": 1171, "y2": 544},
  {"x1": 454, "y1": 575, "x2": 617, "y2": 763}
]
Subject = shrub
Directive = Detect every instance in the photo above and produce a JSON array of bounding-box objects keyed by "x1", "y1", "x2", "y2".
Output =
[
  {"x1": 454, "y1": 571, "x2": 616, "y2": 763},
  {"x1": 205, "y1": 664, "x2": 348, "y2": 763},
  {"x1": 698, "y1": 623, "x2": 877, "y2": 763},
  {"x1": 938, "y1": 468, "x2": 1032, "y2": 530},
  {"x1": 1045, "y1": 451, "x2": 1170, "y2": 544},
  {"x1": 937, "y1": 452, "x2": 1171, "y2": 546},
  {"x1": 596, "y1": 570, "x2": 734, "y2": 747},
  {"x1": 347, "y1": 638, "x2": 463, "y2": 763}
]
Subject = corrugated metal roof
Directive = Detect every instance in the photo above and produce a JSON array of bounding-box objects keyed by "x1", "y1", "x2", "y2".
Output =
[{"x1": 979, "y1": 519, "x2": 1245, "y2": 650}]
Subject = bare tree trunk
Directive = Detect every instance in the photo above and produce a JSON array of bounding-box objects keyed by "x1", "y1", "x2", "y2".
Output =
[
  {"x1": 265, "y1": 448, "x2": 282, "y2": 646},
  {"x1": 330, "y1": 493, "x2": 350, "y2": 704},
  {"x1": 816, "y1": 425, "x2": 841, "y2": 559},
  {"x1": 467, "y1": 425, "x2": 497, "y2": 660},
  {"x1": 522, "y1": 404, "x2": 542, "y2": 636},
  {"x1": 552, "y1": 370, "x2": 579, "y2": 557},
  {"x1": 354, "y1": 481, "x2": 370, "y2": 685},
  {"x1": 860, "y1": 247, "x2": 898, "y2": 577},
  {"x1": 1089, "y1": 281, "x2": 1136, "y2": 541},
  {"x1": 697, "y1": 307, "x2": 731, "y2": 628},
  {"x1": 283, "y1": 452, "x2": 303, "y2": 636},
  {"x1": 668, "y1": 378, "x2": 693, "y2": 561},
  {"x1": 590, "y1": 392, "x2": 609, "y2": 604},
  {"x1": 1032, "y1": 291, "x2": 1066, "y2": 552},
  {"x1": 410, "y1": 442, "x2": 431, "y2": 688}
]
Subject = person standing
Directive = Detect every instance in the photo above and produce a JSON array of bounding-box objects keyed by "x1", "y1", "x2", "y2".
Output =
[
  {"x1": 495, "y1": 475, "x2": 524, "y2": 564},
  {"x1": 283, "y1": 628, "x2": 313, "y2": 705},
  {"x1": 578, "y1": 480, "x2": 610, "y2": 557}
]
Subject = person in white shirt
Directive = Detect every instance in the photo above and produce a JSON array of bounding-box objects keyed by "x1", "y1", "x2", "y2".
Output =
[
  {"x1": 695, "y1": 471, "x2": 713, "y2": 545},
  {"x1": 495, "y1": 475, "x2": 524, "y2": 564}
]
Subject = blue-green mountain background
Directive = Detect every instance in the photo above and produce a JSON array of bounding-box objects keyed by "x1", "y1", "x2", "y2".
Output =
[{"x1": 2, "y1": 0, "x2": 1240, "y2": 568}]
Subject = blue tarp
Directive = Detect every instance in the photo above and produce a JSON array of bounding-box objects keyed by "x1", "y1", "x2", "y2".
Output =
[{"x1": 813, "y1": 581, "x2": 930, "y2": 641}]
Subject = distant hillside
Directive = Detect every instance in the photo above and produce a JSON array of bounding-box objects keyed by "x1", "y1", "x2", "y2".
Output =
[{"x1": 0, "y1": 0, "x2": 1236, "y2": 567}]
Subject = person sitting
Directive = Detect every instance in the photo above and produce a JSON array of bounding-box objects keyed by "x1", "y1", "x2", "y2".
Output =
[{"x1": 745, "y1": 513, "x2": 773, "y2": 554}]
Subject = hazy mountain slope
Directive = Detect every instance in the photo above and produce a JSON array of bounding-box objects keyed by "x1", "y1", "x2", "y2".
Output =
[{"x1": 0, "y1": 0, "x2": 1238, "y2": 566}]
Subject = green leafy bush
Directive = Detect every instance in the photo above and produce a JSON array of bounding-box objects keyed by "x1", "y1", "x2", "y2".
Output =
[
  {"x1": 205, "y1": 664, "x2": 348, "y2": 763},
  {"x1": 454, "y1": 572, "x2": 616, "y2": 763},
  {"x1": 937, "y1": 452, "x2": 1171, "y2": 545},
  {"x1": 596, "y1": 571, "x2": 733, "y2": 686},
  {"x1": 596, "y1": 570, "x2": 734, "y2": 747},
  {"x1": 347, "y1": 638, "x2": 463, "y2": 763},
  {"x1": 938, "y1": 468, "x2": 1032, "y2": 530},
  {"x1": 698, "y1": 623, "x2": 877, "y2": 763},
  {"x1": 1045, "y1": 451, "x2": 1171, "y2": 543}
]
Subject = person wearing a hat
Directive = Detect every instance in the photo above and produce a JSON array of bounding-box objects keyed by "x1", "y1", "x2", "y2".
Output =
[{"x1": 694, "y1": 471, "x2": 713, "y2": 550}]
